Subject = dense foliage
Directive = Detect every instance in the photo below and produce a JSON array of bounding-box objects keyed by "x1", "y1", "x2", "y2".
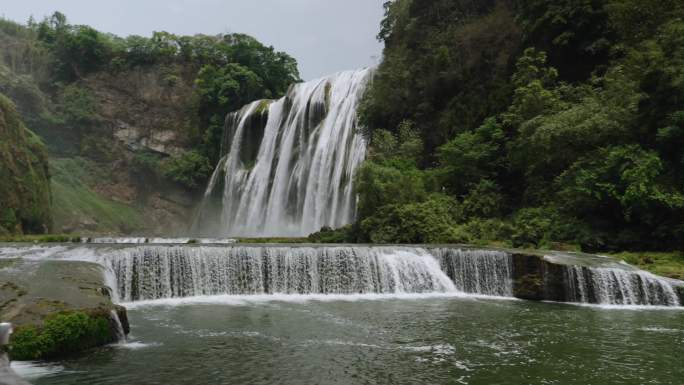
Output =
[{"x1": 354, "y1": 0, "x2": 684, "y2": 251}]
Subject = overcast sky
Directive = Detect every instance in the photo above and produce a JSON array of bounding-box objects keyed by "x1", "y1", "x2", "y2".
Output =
[{"x1": 1, "y1": 0, "x2": 385, "y2": 80}]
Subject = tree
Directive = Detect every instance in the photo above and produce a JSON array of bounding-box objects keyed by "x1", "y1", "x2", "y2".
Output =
[{"x1": 438, "y1": 117, "x2": 505, "y2": 195}]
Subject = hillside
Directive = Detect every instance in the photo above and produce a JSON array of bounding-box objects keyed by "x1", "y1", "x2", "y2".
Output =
[
  {"x1": 343, "y1": 0, "x2": 684, "y2": 251},
  {"x1": 0, "y1": 13, "x2": 300, "y2": 235}
]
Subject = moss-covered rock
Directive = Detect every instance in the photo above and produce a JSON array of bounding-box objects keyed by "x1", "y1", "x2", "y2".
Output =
[
  {"x1": 9, "y1": 309, "x2": 113, "y2": 360},
  {"x1": 0, "y1": 93, "x2": 51, "y2": 234},
  {"x1": 0, "y1": 259, "x2": 129, "y2": 360}
]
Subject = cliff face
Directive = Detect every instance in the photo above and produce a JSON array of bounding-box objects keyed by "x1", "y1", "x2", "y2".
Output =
[
  {"x1": 47, "y1": 66, "x2": 199, "y2": 235},
  {"x1": 1, "y1": 60, "x2": 198, "y2": 236},
  {"x1": 0, "y1": 94, "x2": 51, "y2": 235}
]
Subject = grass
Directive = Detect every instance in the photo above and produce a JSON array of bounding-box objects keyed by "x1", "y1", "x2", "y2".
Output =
[
  {"x1": 609, "y1": 252, "x2": 684, "y2": 280},
  {"x1": 50, "y1": 157, "x2": 144, "y2": 234}
]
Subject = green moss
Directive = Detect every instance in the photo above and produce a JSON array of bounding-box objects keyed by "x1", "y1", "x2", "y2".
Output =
[
  {"x1": 9, "y1": 310, "x2": 114, "y2": 360},
  {"x1": 609, "y1": 252, "x2": 684, "y2": 280},
  {"x1": 254, "y1": 99, "x2": 273, "y2": 115}
]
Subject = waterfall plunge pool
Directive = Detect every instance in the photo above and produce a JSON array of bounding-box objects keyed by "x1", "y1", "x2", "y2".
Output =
[{"x1": 15, "y1": 296, "x2": 684, "y2": 385}]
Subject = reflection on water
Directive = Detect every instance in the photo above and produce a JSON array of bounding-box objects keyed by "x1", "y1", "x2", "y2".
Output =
[{"x1": 29, "y1": 297, "x2": 684, "y2": 385}]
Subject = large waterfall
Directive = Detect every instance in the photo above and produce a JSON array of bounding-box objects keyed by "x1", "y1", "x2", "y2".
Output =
[{"x1": 193, "y1": 69, "x2": 372, "y2": 237}]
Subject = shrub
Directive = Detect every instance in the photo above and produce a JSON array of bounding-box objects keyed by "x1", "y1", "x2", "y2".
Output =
[
  {"x1": 308, "y1": 225, "x2": 357, "y2": 243},
  {"x1": 131, "y1": 151, "x2": 163, "y2": 176},
  {"x1": 360, "y1": 195, "x2": 465, "y2": 244},
  {"x1": 161, "y1": 151, "x2": 213, "y2": 189}
]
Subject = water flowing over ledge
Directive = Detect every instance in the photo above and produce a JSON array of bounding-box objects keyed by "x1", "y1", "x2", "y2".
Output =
[
  {"x1": 1, "y1": 244, "x2": 681, "y2": 308},
  {"x1": 103, "y1": 247, "x2": 460, "y2": 302},
  {"x1": 192, "y1": 69, "x2": 373, "y2": 237},
  {"x1": 92, "y1": 245, "x2": 682, "y2": 307},
  {"x1": 565, "y1": 266, "x2": 680, "y2": 306}
]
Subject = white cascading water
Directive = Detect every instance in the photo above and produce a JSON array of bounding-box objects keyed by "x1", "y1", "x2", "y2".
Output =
[
  {"x1": 565, "y1": 266, "x2": 680, "y2": 306},
  {"x1": 193, "y1": 69, "x2": 373, "y2": 237},
  {"x1": 434, "y1": 249, "x2": 513, "y2": 297},
  {"x1": 102, "y1": 246, "x2": 460, "y2": 302}
]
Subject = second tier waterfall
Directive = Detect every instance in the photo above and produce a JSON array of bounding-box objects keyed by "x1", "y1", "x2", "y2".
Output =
[{"x1": 193, "y1": 69, "x2": 373, "y2": 237}]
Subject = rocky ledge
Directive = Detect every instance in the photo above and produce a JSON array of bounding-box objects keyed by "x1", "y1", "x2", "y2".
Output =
[{"x1": 0, "y1": 258, "x2": 129, "y2": 361}]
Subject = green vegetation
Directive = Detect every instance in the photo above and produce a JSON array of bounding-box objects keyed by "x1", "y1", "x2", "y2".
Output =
[
  {"x1": 51, "y1": 158, "x2": 144, "y2": 234},
  {"x1": 610, "y1": 252, "x2": 684, "y2": 280},
  {"x1": 308, "y1": 226, "x2": 358, "y2": 244},
  {"x1": 0, "y1": 12, "x2": 302, "y2": 236},
  {"x1": 9, "y1": 310, "x2": 113, "y2": 360},
  {"x1": 0, "y1": 93, "x2": 51, "y2": 235},
  {"x1": 0, "y1": 11, "x2": 302, "y2": 234},
  {"x1": 160, "y1": 151, "x2": 214, "y2": 190},
  {"x1": 349, "y1": 0, "x2": 684, "y2": 252}
]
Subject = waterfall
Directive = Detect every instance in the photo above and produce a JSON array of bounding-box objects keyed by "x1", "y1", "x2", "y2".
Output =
[
  {"x1": 193, "y1": 69, "x2": 373, "y2": 237},
  {"x1": 110, "y1": 310, "x2": 127, "y2": 342},
  {"x1": 565, "y1": 266, "x2": 680, "y2": 306},
  {"x1": 103, "y1": 246, "x2": 462, "y2": 302},
  {"x1": 433, "y1": 248, "x2": 513, "y2": 297}
]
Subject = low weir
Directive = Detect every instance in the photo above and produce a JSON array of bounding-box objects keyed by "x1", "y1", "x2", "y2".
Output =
[
  {"x1": 565, "y1": 266, "x2": 680, "y2": 306},
  {"x1": 98, "y1": 245, "x2": 683, "y2": 307}
]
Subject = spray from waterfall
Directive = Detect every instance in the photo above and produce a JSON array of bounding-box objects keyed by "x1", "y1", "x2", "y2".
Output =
[{"x1": 192, "y1": 69, "x2": 373, "y2": 237}]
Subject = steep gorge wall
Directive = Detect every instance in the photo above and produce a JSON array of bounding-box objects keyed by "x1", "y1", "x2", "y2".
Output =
[
  {"x1": 1, "y1": 59, "x2": 198, "y2": 236},
  {"x1": 55, "y1": 66, "x2": 199, "y2": 235}
]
